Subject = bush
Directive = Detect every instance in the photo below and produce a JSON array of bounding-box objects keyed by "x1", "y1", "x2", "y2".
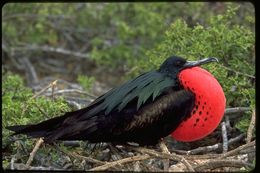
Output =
[{"x1": 2, "y1": 73, "x2": 71, "y2": 148}]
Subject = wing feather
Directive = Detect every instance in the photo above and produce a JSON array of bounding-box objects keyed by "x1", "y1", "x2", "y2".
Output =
[{"x1": 90, "y1": 71, "x2": 175, "y2": 115}]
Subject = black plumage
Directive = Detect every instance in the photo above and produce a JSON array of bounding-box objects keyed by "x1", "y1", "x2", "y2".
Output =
[{"x1": 7, "y1": 56, "x2": 217, "y2": 145}]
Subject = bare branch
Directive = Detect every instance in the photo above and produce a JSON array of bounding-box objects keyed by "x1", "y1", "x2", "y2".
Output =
[
  {"x1": 26, "y1": 138, "x2": 44, "y2": 167},
  {"x1": 159, "y1": 140, "x2": 170, "y2": 171},
  {"x1": 11, "y1": 45, "x2": 90, "y2": 59},
  {"x1": 19, "y1": 57, "x2": 39, "y2": 84},
  {"x1": 194, "y1": 159, "x2": 254, "y2": 171},
  {"x1": 221, "y1": 122, "x2": 228, "y2": 153},
  {"x1": 224, "y1": 107, "x2": 251, "y2": 115},
  {"x1": 129, "y1": 146, "x2": 195, "y2": 172},
  {"x1": 30, "y1": 80, "x2": 58, "y2": 99},
  {"x1": 89, "y1": 154, "x2": 150, "y2": 171},
  {"x1": 219, "y1": 64, "x2": 255, "y2": 79},
  {"x1": 218, "y1": 140, "x2": 255, "y2": 159},
  {"x1": 246, "y1": 110, "x2": 255, "y2": 143},
  {"x1": 173, "y1": 134, "x2": 245, "y2": 155}
]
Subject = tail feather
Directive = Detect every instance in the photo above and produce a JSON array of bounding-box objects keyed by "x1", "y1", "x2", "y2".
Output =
[{"x1": 6, "y1": 109, "x2": 89, "y2": 142}]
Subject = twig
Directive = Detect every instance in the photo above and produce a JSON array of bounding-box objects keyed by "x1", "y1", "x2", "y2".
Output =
[
  {"x1": 54, "y1": 143, "x2": 105, "y2": 165},
  {"x1": 173, "y1": 134, "x2": 245, "y2": 155},
  {"x1": 11, "y1": 155, "x2": 16, "y2": 170},
  {"x1": 194, "y1": 159, "x2": 254, "y2": 171},
  {"x1": 32, "y1": 102, "x2": 49, "y2": 118},
  {"x1": 71, "y1": 152, "x2": 105, "y2": 165},
  {"x1": 30, "y1": 80, "x2": 58, "y2": 99},
  {"x1": 45, "y1": 89, "x2": 97, "y2": 99},
  {"x1": 20, "y1": 57, "x2": 39, "y2": 84},
  {"x1": 89, "y1": 154, "x2": 150, "y2": 171},
  {"x1": 11, "y1": 163, "x2": 64, "y2": 170},
  {"x1": 25, "y1": 138, "x2": 44, "y2": 167},
  {"x1": 11, "y1": 45, "x2": 90, "y2": 59},
  {"x1": 218, "y1": 140, "x2": 255, "y2": 159},
  {"x1": 221, "y1": 122, "x2": 228, "y2": 153},
  {"x1": 159, "y1": 140, "x2": 170, "y2": 171},
  {"x1": 246, "y1": 110, "x2": 255, "y2": 143},
  {"x1": 224, "y1": 107, "x2": 251, "y2": 115},
  {"x1": 65, "y1": 100, "x2": 82, "y2": 109},
  {"x1": 225, "y1": 116, "x2": 232, "y2": 131},
  {"x1": 219, "y1": 64, "x2": 255, "y2": 79},
  {"x1": 129, "y1": 146, "x2": 195, "y2": 172},
  {"x1": 51, "y1": 80, "x2": 57, "y2": 100}
]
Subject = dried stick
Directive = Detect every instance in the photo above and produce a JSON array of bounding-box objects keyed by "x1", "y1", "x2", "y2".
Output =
[
  {"x1": 246, "y1": 110, "x2": 255, "y2": 143},
  {"x1": 159, "y1": 140, "x2": 170, "y2": 171},
  {"x1": 224, "y1": 107, "x2": 251, "y2": 115},
  {"x1": 89, "y1": 154, "x2": 150, "y2": 171},
  {"x1": 221, "y1": 122, "x2": 228, "y2": 153},
  {"x1": 173, "y1": 134, "x2": 245, "y2": 155},
  {"x1": 20, "y1": 57, "x2": 39, "y2": 84},
  {"x1": 129, "y1": 146, "x2": 195, "y2": 172},
  {"x1": 25, "y1": 138, "x2": 44, "y2": 167},
  {"x1": 54, "y1": 144, "x2": 105, "y2": 165},
  {"x1": 219, "y1": 64, "x2": 255, "y2": 79},
  {"x1": 218, "y1": 140, "x2": 255, "y2": 159},
  {"x1": 30, "y1": 80, "x2": 58, "y2": 99},
  {"x1": 45, "y1": 89, "x2": 97, "y2": 99},
  {"x1": 194, "y1": 159, "x2": 254, "y2": 171},
  {"x1": 12, "y1": 45, "x2": 90, "y2": 59}
]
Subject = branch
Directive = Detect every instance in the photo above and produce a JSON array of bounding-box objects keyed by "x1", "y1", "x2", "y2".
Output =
[
  {"x1": 19, "y1": 57, "x2": 39, "y2": 84},
  {"x1": 224, "y1": 107, "x2": 251, "y2": 115},
  {"x1": 194, "y1": 159, "x2": 254, "y2": 171},
  {"x1": 11, "y1": 45, "x2": 90, "y2": 59},
  {"x1": 30, "y1": 80, "x2": 58, "y2": 99},
  {"x1": 246, "y1": 110, "x2": 255, "y2": 143},
  {"x1": 89, "y1": 154, "x2": 150, "y2": 171},
  {"x1": 221, "y1": 122, "x2": 228, "y2": 153},
  {"x1": 129, "y1": 146, "x2": 195, "y2": 172},
  {"x1": 219, "y1": 64, "x2": 255, "y2": 79},
  {"x1": 173, "y1": 134, "x2": 245, "y2": 155},
  {"x1": 44, "y1": 89, "x2": 97, "y2": 99},
  {"x1": 218, "y1": 140, "x2": 255, "y2": 159},
  {"x1": 25, "y1": 138, "x2": 44, "y2": 167},
  {"x1": 159, "y1": 140, "x2": 170, "y2": 171}
]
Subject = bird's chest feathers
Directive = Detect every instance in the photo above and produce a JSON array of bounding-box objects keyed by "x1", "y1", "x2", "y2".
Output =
[
  {"x1": 124, "y1": 92, "x2": 179, "y2": 130},
  {"x1": 172, "y1": 67, "x2": 226, "y2": 142}
]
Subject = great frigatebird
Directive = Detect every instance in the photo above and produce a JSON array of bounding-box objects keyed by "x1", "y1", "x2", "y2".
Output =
[{"x1": 7, "y1": 56, "x2": 226, "y2": 145}]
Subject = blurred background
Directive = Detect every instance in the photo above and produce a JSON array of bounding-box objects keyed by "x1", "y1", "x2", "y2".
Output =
[{"x1": 2, "y1": 2, "x2": 255, "y2": 171}]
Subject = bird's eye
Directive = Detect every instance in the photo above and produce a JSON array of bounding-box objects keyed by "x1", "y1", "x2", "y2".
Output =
[{"x1": 176, "y1": 61, "x2": 182, "y2": 66}]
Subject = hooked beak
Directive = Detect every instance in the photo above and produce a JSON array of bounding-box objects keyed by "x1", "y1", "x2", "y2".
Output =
[{"x1": 183, "y1": 57, "x2": 219, "y2": 69}]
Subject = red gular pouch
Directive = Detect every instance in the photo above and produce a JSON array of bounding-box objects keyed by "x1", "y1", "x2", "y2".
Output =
[{"x1": 171, "y1": 67, "x2": 226, "y2": 142}]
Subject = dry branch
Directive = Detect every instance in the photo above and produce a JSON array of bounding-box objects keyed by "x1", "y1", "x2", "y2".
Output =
[
  {"x1": 11, "y1": 45, "x2": 90, "y2": 59},
  {"x1": 221, "y1": 122, "x2": 228, "y2": 153},
  {"x1": 224, "y1": 107, "x2": 251, "y2": 115},
  {"x1": 173, "y1": 134, "x2": 245, "y2": 155},
  {"x1": 159, "y1": 140, "x2": 170, "y2": 171},
  {"x1": 89, "y1": 154, "x2": 150, "y2": 171},
  {"x1": 246, "y1": 110, "x2": 255, "y2": 143},
  {"x1": 194, "y1": 159, "x2": 254, "y2": 171},
  {"x1": 25, "y1": 138, "x2": 44, "y2": 168},
  {"x1": 30, "y1": 80, "x2": 58, "y2": 99},
  {"x1": 218, "y1": 140, "x2": 255, "y2": 159},
  {"x1": 129, "y1": 146, "x2": 195, "y2": 172}
]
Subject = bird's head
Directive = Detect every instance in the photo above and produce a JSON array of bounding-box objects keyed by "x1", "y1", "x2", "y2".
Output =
[
  {"x1": 158, "y1": 56, "x2": 218, "y2": 79},
  {"x1": 159, "y1": 56, "x2": 225, "y2": 142}
]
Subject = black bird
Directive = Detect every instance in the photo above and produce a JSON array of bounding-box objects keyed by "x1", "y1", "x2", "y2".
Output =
[{"x1": 7, "y1": 56, "x2": 220, "y2": 146}]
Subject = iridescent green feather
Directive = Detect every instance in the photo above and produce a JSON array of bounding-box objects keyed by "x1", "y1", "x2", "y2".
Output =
[{"x1": 88, "y1": 71, "x2": 175, "y2": 115}]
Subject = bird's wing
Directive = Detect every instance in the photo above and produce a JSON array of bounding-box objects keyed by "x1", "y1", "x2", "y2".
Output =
[{"x1": 86, "y1": 71, "x2": 176, "y2": 116}]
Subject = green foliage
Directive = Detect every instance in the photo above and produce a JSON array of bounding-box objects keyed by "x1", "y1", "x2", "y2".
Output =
[
  {"x1": 133, "y1": 5, "x2": 255, "y2": 133},
  {"x1": 77, "y1": 75, "x2": 95, "y2": 91},
  {"x1": 2, "y1": 73, "x2": 71, "y2": 148}
]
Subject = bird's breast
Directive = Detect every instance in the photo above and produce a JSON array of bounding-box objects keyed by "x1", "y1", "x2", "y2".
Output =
[{"x1": 171, "y1": 67, "x2": 226, "y2": 142}]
